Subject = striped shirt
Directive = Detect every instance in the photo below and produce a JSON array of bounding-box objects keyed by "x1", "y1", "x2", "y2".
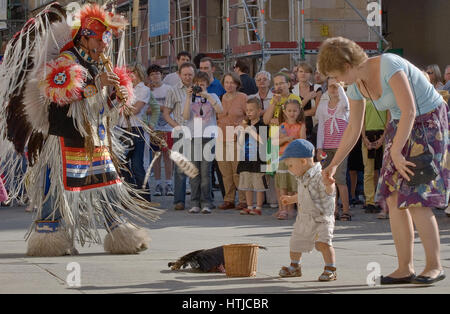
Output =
[
  {"x1": 297, "y1": 162, "x2": 335, "y2": 216},
  {"x1": 163, "y1": 81, "x2": 188, "y2": 126},
  {"x1": 323, "y1": 107, "x2": 348, "y2": 149}
]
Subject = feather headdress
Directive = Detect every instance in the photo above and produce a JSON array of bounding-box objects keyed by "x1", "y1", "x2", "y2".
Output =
[{"x1": 72, "y1": 3, "x2": 128, "y2": 41}]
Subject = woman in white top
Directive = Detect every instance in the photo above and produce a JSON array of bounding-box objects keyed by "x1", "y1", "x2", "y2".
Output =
[
  {"x1": 316, "y1": 78, "x2": 351, "y2": 220},
  {"x1": 292, "y1": 62, "x2": 323, "y2": 146},
  {"x1": 250, "y1": 71, "x2": 273, "y2": 113},
  {"x1": 425, "y1": 64, "x2": 444, "y2": 90},
  {"x1": 119, "y1": 63, "x2": 152, "y2": 201}
]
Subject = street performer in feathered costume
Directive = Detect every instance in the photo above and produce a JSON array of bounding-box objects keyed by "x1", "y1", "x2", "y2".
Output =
[{"x1": 0, "y1": 2, "x2": 164, "y2": 256}]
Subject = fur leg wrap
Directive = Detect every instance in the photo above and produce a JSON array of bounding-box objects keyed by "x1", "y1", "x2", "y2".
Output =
[
  {"x1": 27, "y1": 221, "x2": 78, "y2": 257},
  {"x1": 103, "y1": 222, "x2": 150, "y2": 254}
]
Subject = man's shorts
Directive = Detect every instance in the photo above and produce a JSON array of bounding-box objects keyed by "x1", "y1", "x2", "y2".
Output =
[
  {"x1": 238, "y1": 172, "x2": 269, "y2": 192},
  {"x1": 150, "y1": 131, "x2": 173, "y2": 153}
]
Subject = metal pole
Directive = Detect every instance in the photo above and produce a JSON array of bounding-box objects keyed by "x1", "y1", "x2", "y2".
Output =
[
  {"x1": 343, "y1": 0, "x2": 389, "y2": 47},
  {"x1": 223, "y1": 0, "x2": 230, "y2": 72},
  {"x1": 288, "y1": 0, "x2": 295, "y2": 67},
  {"x1": 191, "y1": 0, "x2": 195, "y2": 56},
  {"x1": 301, "y1": 0, "x2": 305, "y2": 61},
  {"x1": 297, "y1": 0, "x2": 301, "y2": 63},
  {"x1": 379, "y1": 0, "x2": 383, "y2": 53},
  {"x1": 260, "y1": 0, "x2": 265, "y2": 71}
]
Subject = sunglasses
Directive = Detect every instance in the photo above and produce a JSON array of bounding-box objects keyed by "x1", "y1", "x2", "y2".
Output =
[{"x1": 426, "y1": 71, "x2": 434, "y2": 75}]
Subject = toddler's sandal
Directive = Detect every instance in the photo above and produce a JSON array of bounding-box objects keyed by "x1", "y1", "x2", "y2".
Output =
[
  {"x1": 318, "y1": 266, "x2": 337, "y2": 281},
  {"x1": 279, "y1": 265, "x2": 302, "y2": 277}
]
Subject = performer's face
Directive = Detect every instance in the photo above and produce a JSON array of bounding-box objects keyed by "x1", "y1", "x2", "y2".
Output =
[{"x1": 82, "y1": 36, "x2": 107, "y2": 62}]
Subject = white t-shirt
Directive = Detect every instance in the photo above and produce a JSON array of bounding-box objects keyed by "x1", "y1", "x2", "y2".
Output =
[
  {"x1": 162, "y1": 72, "x2": 181, "y2": 87},
  {"x1": 250, "y1": 90, "x2": 273, "y2": 111},
  {"x1": 119, "y1": 82, "x2": 151, "y2": 128},
  {"x1": 152, "y1": 83, "x2": 173, "y2": 132}
]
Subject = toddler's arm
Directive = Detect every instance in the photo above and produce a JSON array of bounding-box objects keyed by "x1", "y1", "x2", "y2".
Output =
[{"x1": 280, "y1": 194, "x2": 298, "y2": 206}]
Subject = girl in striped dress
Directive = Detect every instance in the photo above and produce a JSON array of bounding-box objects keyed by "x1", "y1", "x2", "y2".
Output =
[{"x1": 316, "y1": 78, "x2": 351, "y2": 221}]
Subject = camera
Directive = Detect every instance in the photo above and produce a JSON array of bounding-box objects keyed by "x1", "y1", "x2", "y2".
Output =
[{"x1": 192, "y1": 85, "x2": 203, "y2": 102}]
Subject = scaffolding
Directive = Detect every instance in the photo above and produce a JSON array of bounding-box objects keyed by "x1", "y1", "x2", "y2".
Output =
[
  {"x1": 222, "y1": 0, "x2": 388, "y2": 72},
  {"x1": 146, "y1": 0, "x2": 389, "y2": 74},
  {"x1": 148, "y1": 0, "x2": 203, "y2": 72}
]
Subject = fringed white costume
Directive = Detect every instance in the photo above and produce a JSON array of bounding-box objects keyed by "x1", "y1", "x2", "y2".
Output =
[{"x1": 0, "y1": 2, "x2": 163, "y2": 256}]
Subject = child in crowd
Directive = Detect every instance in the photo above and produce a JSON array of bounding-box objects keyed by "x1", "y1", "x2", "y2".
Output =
[
  {"x1": 316, "y1": 78, "x2": 351, "y2": 221},
  {"x1": 278, "y1": 139, "x2": 337, "y2": 281},
  {"x1": 274, "y1": 99, "x2": 306, "y2": 220},
  {"x1": 237, "y1": 98, "x2": 268, "y2": 215},
  {"x1": 147, "y1": 64, "x2": 175, "y2": 197},
  {"x1": 183, "y1": 72, "x2": 223, "y2": 214}
]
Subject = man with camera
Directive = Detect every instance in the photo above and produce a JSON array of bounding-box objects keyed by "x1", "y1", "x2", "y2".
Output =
[{"x1": 162, "y1": 62, "x2": 197, "y2": 210}]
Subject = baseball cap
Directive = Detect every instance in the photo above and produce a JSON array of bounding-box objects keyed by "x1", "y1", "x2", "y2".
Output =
[{"x1": 279, "y1": 139, "x2": 315, "y2": 161}]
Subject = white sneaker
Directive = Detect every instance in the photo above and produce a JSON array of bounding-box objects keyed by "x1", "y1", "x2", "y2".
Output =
[
  {"x1": 201, "y1": 207, "x2": 212, "y2": 214},
  {"x1": 188, "y1": 207, "x2": 201, "y2": 214},
  {"x1": 153, "y1": 184, "x2": 163, "y2": 196},
  {"x1": 270, "y1": 203, "x2": 278, "y2": 209},
  {"x1": 165, "y1": 183, "x2": 174, "y2": 196}
]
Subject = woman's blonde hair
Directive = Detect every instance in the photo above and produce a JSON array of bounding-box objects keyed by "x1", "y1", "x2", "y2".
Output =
[
  {"x1": 317, "y1": 37, "x2": 368, "y2": 76},
  {"x1": 130, "y1": 63, "x2": 147, "y2": 82},
  {"x1": 297, "y1": 62, "x2": 313, "y2": 74}
]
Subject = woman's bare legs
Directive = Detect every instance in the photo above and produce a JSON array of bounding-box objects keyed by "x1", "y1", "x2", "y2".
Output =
[
  {"x1": 408, "y1": 206, "x2": 442, "y2": 278},
  {"x1": 386, "y1": 192, "x2": 415, "y2": 277}
]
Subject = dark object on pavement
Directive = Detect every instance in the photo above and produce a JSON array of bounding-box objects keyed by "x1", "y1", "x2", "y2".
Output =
[{"x1": 168, "y1": 245, "x2": 267, "y2": 273}]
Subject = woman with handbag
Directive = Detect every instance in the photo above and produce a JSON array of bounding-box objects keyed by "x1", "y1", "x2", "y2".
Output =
[{"x1": 318, "y1": 37, "x2": 448, "y2": 285}]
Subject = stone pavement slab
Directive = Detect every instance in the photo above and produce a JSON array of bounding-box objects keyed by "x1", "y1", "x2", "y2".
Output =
[{"x1": 0, "y1": 195, "x2": 449, "y2": 294}]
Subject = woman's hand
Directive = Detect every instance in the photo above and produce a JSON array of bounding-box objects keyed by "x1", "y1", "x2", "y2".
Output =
[
  {"x1": 362, "y1": 136, "x2": 372, "y2": 149},
  {"x1": 390, "y1": 150, "x2": 415, "y2": 182},
  {"x1": 199, "y1": 91, "x2": 211, "y2": 100},
  {"x1": 317, "y1": 148, "x2": 325, "y2": 161},
  {"x1": 272, "y1": 92, "x2": 282, "y2": 104},
  {"x1": 270, "y1": 118, "x2": 279, "y2": 125},
  {"x1": 322, "y1": 164, "x2": 337, "y2": 186}
]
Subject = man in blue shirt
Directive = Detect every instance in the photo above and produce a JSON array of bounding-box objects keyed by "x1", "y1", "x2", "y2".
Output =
[{"x1": 199, "y1": 57, "x2": 226, "y2": 99}]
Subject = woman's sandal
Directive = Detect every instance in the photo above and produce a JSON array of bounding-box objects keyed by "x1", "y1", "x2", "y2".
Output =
[
  {"x1": 376, "y1": 212, "x2": 389, "y2": 219},
  {"x1": 279, "y1": 265, "x2": 302, "y2": 277},
  {"x1": 277, "y1": 210, "x2": 288, "y2": 220},
  {"x1": 240, "y1": 208, "x2": 252, "y2": 215},
  {"x1": 340, "y1": 212, "x2": 352, "y2": 221},
  {"x1": 249, "y1": 209, "x2": 262, "y2": 215}
]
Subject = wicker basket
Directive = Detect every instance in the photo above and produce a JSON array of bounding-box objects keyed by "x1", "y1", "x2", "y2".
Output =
[{"x1": 223, "y1": 243, "x2": 259, "y2": 277}]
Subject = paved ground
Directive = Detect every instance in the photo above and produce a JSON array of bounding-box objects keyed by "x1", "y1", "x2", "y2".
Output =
[{"x1": 0, "y1": 190, "x2": 449, "y2": 294}]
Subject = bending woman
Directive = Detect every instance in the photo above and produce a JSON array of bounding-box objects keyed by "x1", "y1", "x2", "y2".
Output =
[{"x1": 318, "y1": 37, "x2": 448, "y2": 285}]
